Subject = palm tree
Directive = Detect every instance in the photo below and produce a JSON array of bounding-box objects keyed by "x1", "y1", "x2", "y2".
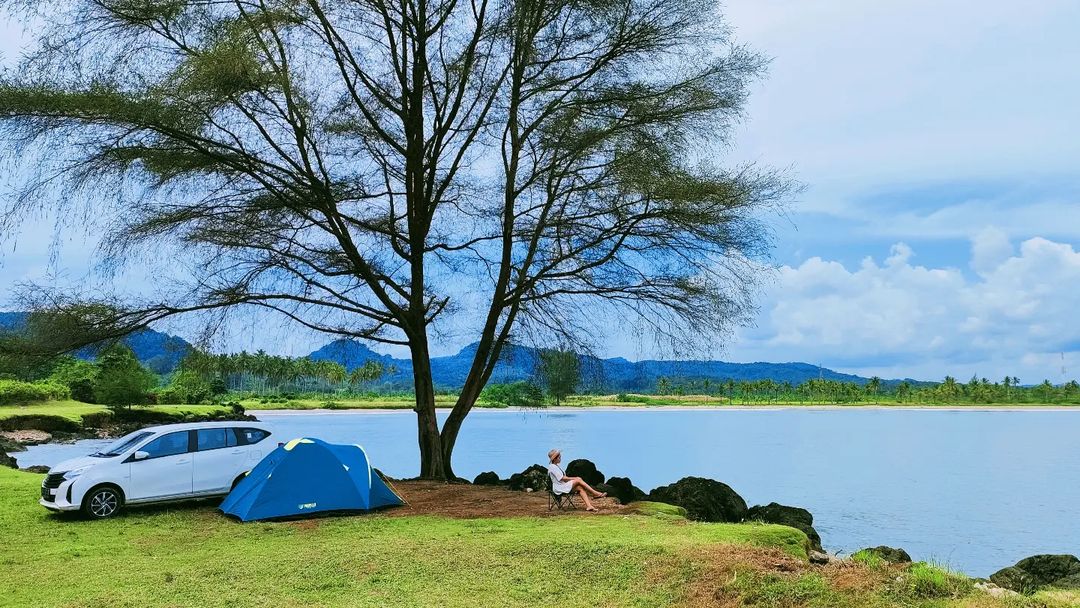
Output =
[
  {"x1": 940, "y1": 376, "x2": 959, "y2": 403},
  {"x1": 866, "y1": 377, "x2": 882, "y2": 402}
]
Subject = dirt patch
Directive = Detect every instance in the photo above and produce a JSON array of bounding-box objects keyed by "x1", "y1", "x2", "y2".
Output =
[
  {"x1": 383, "y1": 480, "x2": 626, "y2": 518},
  {"x1": 0, "y1": 430, "x2": 52, "y2": 445},
  {"x1": 677, "y1": 545, "x2": 896, "y2": 608}
]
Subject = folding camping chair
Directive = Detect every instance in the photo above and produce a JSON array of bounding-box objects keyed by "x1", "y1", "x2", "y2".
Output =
[{"x1": 547, "y1": 470, "x2": 577, "y2": 511}]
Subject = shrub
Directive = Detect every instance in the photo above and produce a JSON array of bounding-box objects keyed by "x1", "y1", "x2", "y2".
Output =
[
  {"x1": 0, "y1": 379, "x2": 69, "y2": 405},
  {"x1": 69, "y1": 378, "x2": 95, "y2": 403},
  {"x1": 480, "y1": 382, "x2": 545, "y2": 407},
  {"x1": 47, "y1": 357, "x2": 97, "y2": 402}
]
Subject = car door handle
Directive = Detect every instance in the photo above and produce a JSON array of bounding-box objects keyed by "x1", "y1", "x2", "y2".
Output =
[
  {"x1": 231, "y1": 450, "x2": 243, "y2": 454},
  {"x1": 177, "y1": 459, "x2": 190, "y2": 464}
]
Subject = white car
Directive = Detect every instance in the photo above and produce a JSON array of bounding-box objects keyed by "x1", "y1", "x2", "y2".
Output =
[{"x1": 40, "y1": 421, "x2": 273, "y2": 519}]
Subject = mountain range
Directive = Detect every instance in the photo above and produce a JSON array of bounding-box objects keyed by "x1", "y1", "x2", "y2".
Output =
[
  {"x1": 2, "y1": 311, "x2": 893, "y2": 389},
  {"x1": 308, "y1": 339, "x2": 875, "y2": 390}
]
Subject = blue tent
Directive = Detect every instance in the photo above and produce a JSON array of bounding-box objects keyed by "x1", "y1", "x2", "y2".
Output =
[{"x1": 220, "y1": 438, "x2": 404, "y2": 521}]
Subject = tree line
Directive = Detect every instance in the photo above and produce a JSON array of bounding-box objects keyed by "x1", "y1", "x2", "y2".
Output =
[{"x1": 652, "y1": 375, "x2": 1080, "y2": 405}]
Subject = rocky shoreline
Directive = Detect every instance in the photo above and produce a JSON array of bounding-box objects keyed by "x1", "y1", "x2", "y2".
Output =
[{"x1": 478, "y1": 459, "x2": 1080, "y2": 597}]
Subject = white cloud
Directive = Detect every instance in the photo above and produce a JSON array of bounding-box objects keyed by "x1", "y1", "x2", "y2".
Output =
[
  {"x1": 971, "y1": 227, "x2": 1014, "y2": 276},
  {"x1": 730, "y1": 233, "x2": 1080, "y2": 381}
]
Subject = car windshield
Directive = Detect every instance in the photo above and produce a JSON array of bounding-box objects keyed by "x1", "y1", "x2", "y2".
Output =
[{"x1": 90, "y1": 431, "x2": 155, "y2": 457}]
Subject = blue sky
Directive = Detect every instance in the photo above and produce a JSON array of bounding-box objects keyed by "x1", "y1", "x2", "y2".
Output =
[{"x1": 2, "y1": 1, "x2": 1080, "y2": 382}]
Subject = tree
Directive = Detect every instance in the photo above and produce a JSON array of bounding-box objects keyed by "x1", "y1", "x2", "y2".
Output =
[
  {"x1": 93, "y1": 344, "x2": 157, "y2": 410},
  {"x1": 939, "y1": 376, "x2": 959, "y2": 403},
  {"x1": 0, "y1": 0, "x2": 785, "y2": 479},
  {"x1": 536, "y1": 349, "x2": 580, "y2": 406},
  {"x1": 896, "y1": 381, "x2": 911, "y2": 403},
  {"x1": 866, "y1": 376, "x2": 881, "y2": 400}
]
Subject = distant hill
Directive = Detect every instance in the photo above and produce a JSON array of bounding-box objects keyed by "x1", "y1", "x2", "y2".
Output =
[
  {"x1": 308, "y1": 338, "x2": 877, "y2": 391},
  {"x1": 0, "y1": 312, "x2": 193, "y2": 375}
]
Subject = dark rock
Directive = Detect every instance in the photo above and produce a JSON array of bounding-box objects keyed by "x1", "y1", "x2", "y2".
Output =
[
  {"x1": 473, "y1": 471, "x2": 502, "y2": 486},
  {"x1": 508, "y1": 464, "x2": 549, "y2": 492},
  {"x1": 1055, "y1": 572, "x2": 1080, "y2": 589},
  {"x1": 647, "y1": 476, "x2": 747, "y2": 522},
  {"x1": 990, "y1": 566, "x2": 1039, "y2": 594},
  {"x1": 808, "y1": 550, "x2": 831, "y2": 565},
  {"x1": 20, "y1": 465, "x2": 49, "y2": 474},
  {"x1": 746, "y1": 503, "x2": 823, "y2": 551},
  {"x1": 605, "y1": 476, "x2": 646, "y2": 504},
  {"x1": 1013, "y1": 554, "x2": 1080, "y2": 587},
  {"x1": 991, "y1": 554, "x2": 1080, "y2": 593},
  {"x1": 856, "y1": 546, "x2": 912, "y2": 564},
  {"x1": 595, "y1": 482, "x2": 617, "y2": 498},
  {"x1": 565, "y1": 459, "x2": 604, "y2": 486},
  {"x1": 0, "y1": 450, "x2": 16, "y2": 469}
]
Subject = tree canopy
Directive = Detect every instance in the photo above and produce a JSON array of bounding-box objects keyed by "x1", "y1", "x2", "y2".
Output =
[{"x1": 0, "y1": 0, "x2": 787, "y2": 478}]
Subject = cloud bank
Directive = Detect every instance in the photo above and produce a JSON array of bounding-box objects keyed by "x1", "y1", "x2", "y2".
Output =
[{"x1": 731, "y1": 232, "x2": 1080, "y2": 382}]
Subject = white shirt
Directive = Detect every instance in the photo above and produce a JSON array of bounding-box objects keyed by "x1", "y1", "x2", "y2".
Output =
[{"x1": 547, "y1": 463, "x2": 574, "y2": 494}]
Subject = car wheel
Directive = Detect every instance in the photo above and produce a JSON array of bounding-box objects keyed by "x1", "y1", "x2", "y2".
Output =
[{"x1": 82, "y1": 486, "x2": 123, "y2": 519}]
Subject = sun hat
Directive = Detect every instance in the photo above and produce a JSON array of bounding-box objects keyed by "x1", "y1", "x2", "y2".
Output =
[{"x1": 548, "y1": 449, "x2": 561, "y2": 462}]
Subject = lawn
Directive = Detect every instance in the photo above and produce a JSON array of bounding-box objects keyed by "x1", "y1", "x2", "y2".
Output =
[{"x1": 0, "y1": 467, "x2": 1074, "y2": 608}]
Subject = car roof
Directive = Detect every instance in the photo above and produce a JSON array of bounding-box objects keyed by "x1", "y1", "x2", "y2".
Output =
[{"x1": 135, "y1": 421, "x2": 270, "y2": 434}]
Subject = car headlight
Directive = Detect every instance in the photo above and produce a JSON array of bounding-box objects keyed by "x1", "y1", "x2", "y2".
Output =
[{"x1": 63, "y1": 467, "x2": 92, "y2": 480}]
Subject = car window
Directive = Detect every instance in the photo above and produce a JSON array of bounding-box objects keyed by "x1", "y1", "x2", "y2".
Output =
[
  {"x1": 196, "y1": 428, "x2": 228, "y2": 451},
  {"x1": 237, "y1": 428, "x2": 269, "y2": 445},
  {"x1": 226, "y1": 429, "x2": 239, "y2": 447},
  {"x1": 140, "y1": 431, "x2": 191, "y2": 459},
  {"x1": 93, "y1": 431, "x2": 154, "y2": 458}
]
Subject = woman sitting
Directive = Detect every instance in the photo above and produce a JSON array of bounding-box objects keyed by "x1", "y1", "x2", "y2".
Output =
[{"x1": 546, "y1": 449, "x2": 606, "y2": 511}]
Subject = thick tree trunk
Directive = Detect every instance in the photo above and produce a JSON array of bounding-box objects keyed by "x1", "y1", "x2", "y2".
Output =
[
  {"x1": 440, "y1": 326, "x2": 515, "y2": 479},
  {"x1": 411, "y1": 339, "x2": 446, "y2": 480},
  {"x1": 439, "y1": 378, "x2": 482, "y2": 480}
]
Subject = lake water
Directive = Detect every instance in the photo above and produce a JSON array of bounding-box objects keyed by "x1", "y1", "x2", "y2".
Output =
[{"x1": 16, "y1": 407, "x2": 1080, "y2": 577}]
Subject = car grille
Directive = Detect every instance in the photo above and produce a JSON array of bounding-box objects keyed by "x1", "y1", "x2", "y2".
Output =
[
  {"x1": 43, "y1": 473, "x2": 65, "y2": 489},
  {"x1": 41, "y1": 473, "x2": 65, "y2": 500}
]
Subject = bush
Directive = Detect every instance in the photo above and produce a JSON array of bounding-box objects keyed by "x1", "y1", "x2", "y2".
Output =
[
  {"x1": 47, "y1": 357, "x2": 97, "y2": 402},
  {"x1": 69, "y1": 378, "x2": 95, "y2": 403},
  {"x1": 480, "y1": 382, "x2": 544, "y2": 407},
  {"x1": 0, "y1": 379, "x2": 70, "y2": 405}
]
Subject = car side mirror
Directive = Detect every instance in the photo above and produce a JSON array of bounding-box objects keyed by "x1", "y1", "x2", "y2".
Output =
[{"x1": 132, "y1": 451, "x2": 149, "y2": 461}]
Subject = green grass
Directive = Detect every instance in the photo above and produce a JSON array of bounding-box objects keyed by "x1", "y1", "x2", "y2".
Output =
[
  {"x1": 902, "y1": 562, "x2": 974, "y2": 599},
  {"x1": 628, "y1": 501, "x2": 689, "y2": 519},
  {"x1": 0, "y1": 466, "x2": 805, "y2": 608},
  {"x1": 0, "y1": 400, "x2": 231, "y2": 422},
  {"x1": 0, "y1": 467, "x2": 1071, "y2": 608}
]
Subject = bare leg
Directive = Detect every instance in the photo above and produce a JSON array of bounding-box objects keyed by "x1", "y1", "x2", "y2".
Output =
[
  {"x1": 572, "y1": 478, "x2": 606, "y2": 498},
  {"x1": 578, "y1": 487, "x2": 596, "y2": 511}
]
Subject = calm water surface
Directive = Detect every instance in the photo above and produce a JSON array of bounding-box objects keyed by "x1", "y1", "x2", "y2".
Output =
[{"x1": 17, "y1": 407, "x2": 1080, "y2": 577}]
